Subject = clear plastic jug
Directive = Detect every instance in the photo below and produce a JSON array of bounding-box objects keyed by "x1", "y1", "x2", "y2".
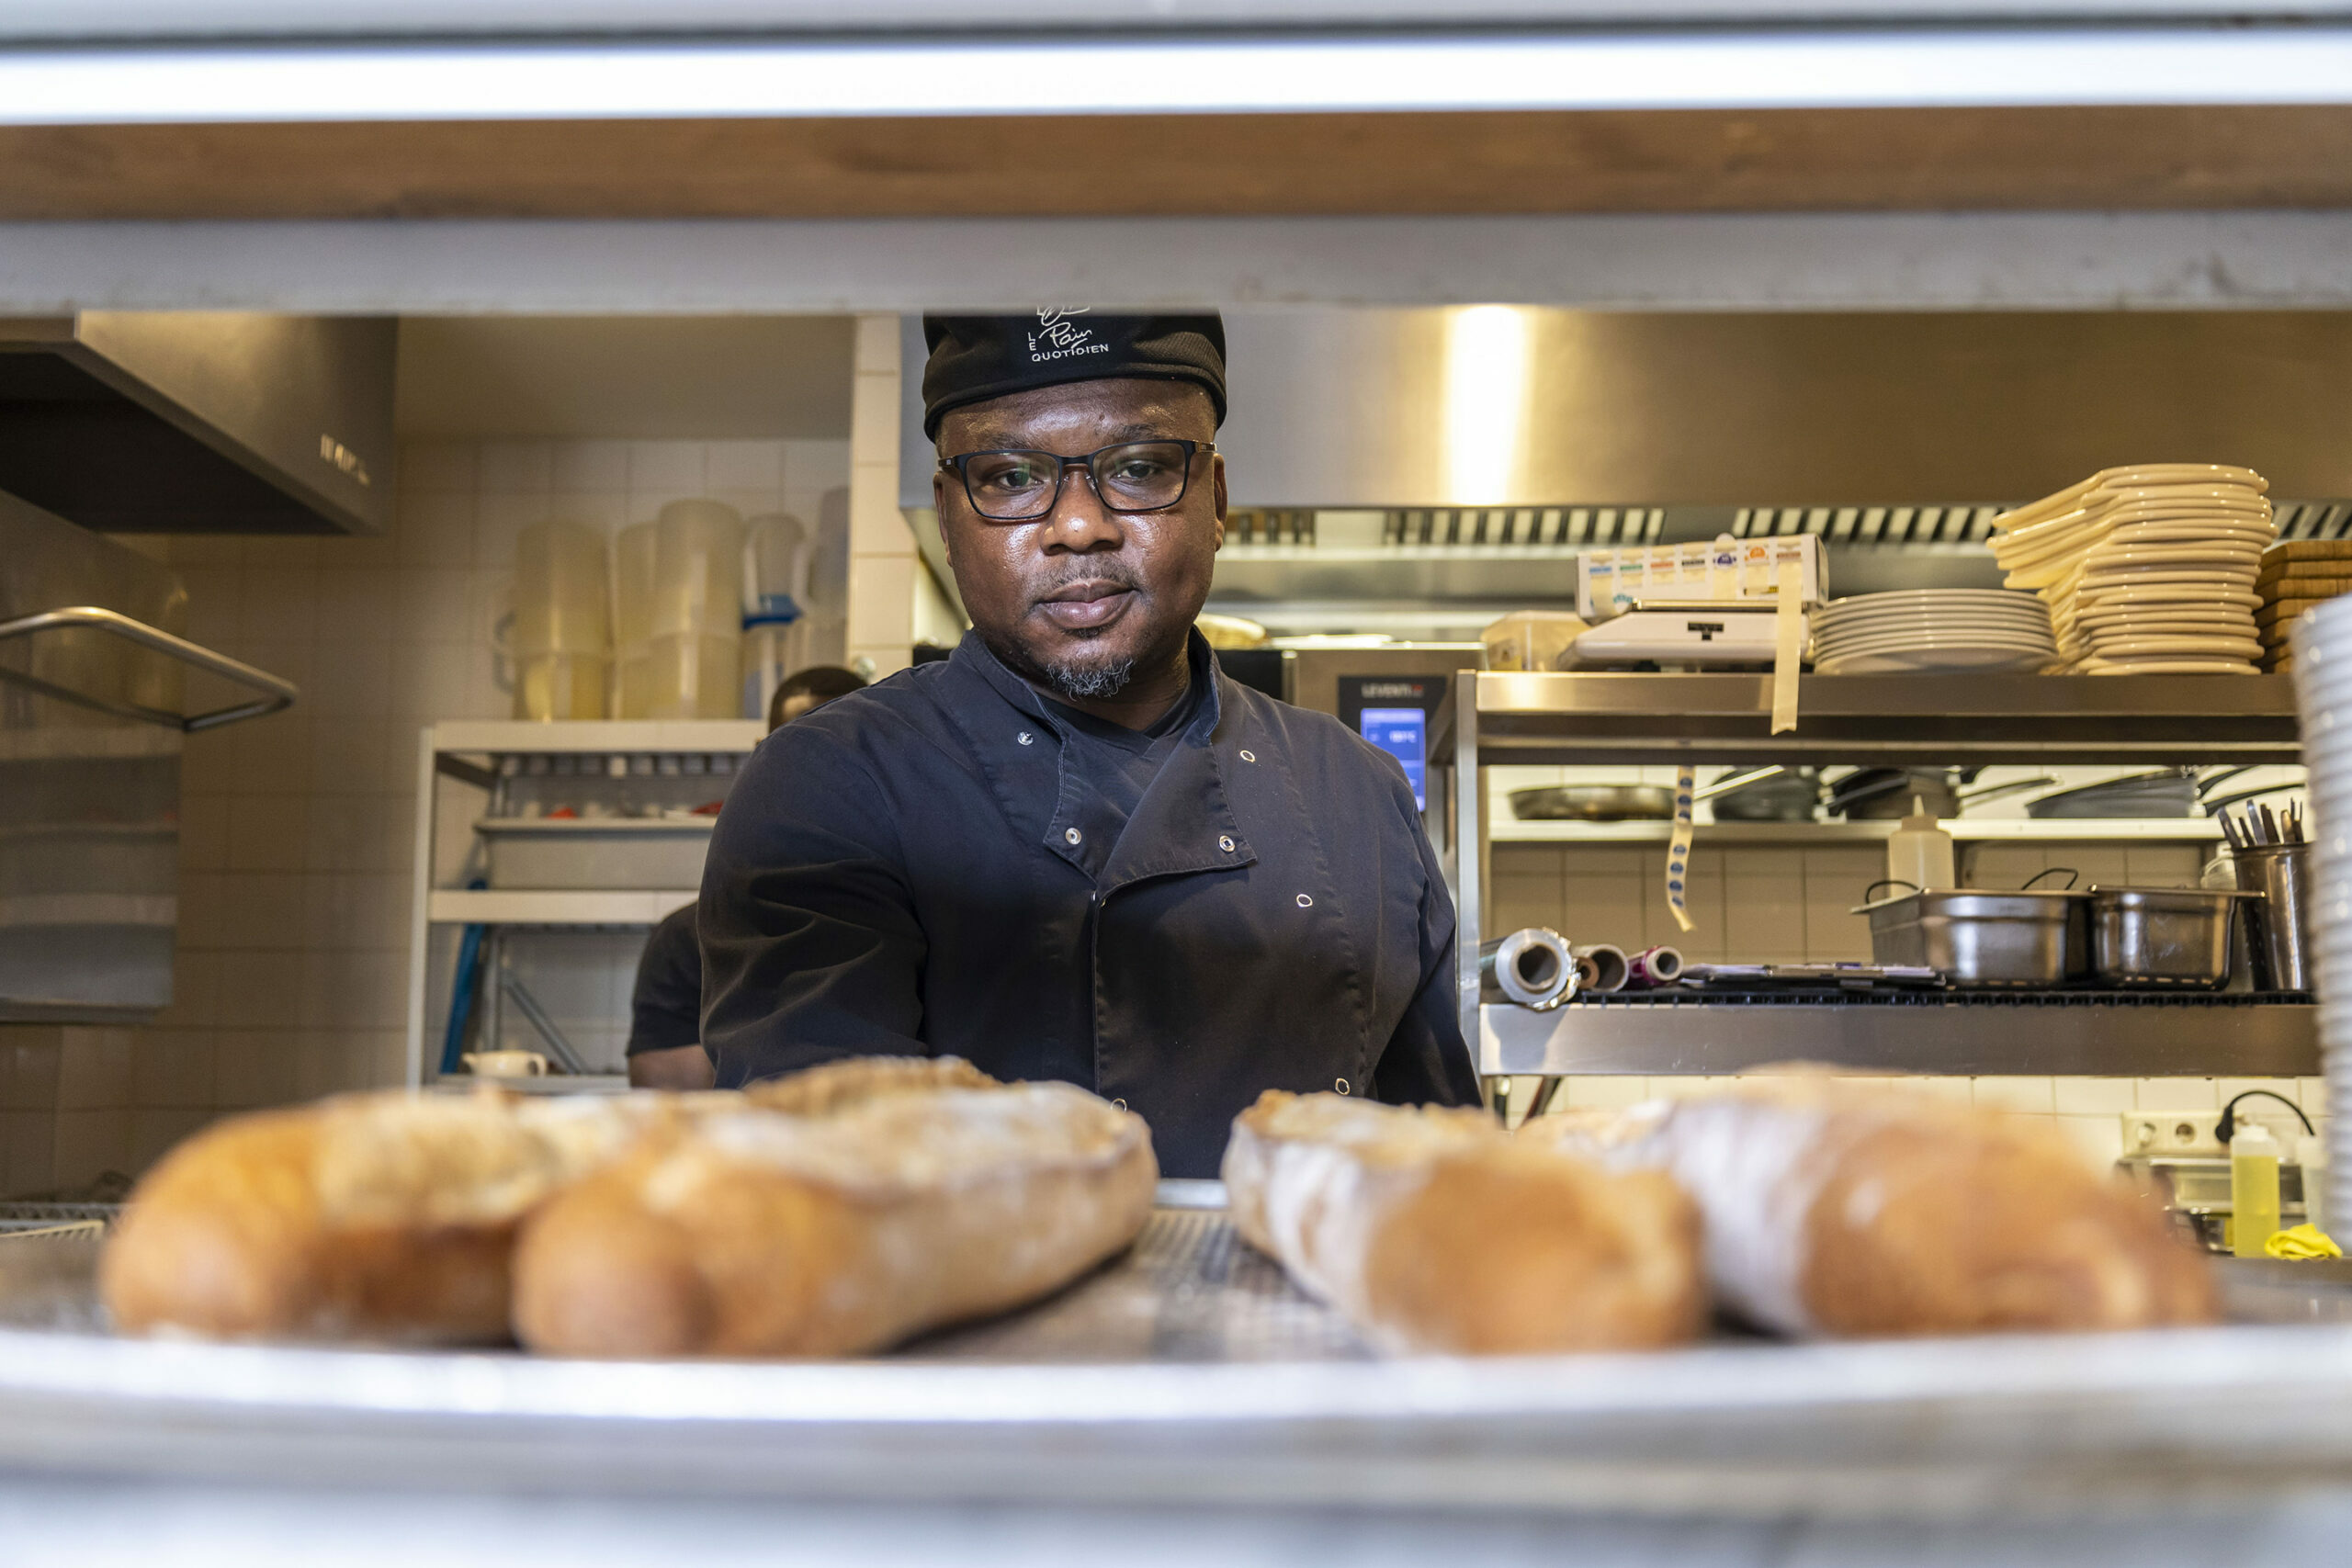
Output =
[{"x1": 510, "y1": 518, "x2": 610, "y2": 721}]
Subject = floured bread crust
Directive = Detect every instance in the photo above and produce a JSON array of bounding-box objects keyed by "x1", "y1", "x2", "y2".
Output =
[
  {"x1": 511, "y1": 1081, "x2": 1158, "y2": 1357},
  {"x1": 1224, "y1": 1090, "x2": 1703, "y2": 1355},
  {"x1": 741, "y1": 1055, "x2": 998, "y2": 1117},
  {"x1": 1526, "y1": 1075, "x2": 2216, "y2": 1337},
  {"x1": 102, "y1": 1090, "x2": 707, "y2": 1343}
]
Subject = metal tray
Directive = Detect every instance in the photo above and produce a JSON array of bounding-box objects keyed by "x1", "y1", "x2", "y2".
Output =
[{"x1": 9, "y1": 1201, "x2": 2352, "y2": 1520}]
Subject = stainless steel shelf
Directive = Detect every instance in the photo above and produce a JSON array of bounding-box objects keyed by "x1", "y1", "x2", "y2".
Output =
[
  {"x1": 428, "y1": 719, "x2": 766, "y2": 755},
  {"x1": 1491, "y1": 818, "x2": 2228, "y2": 844},
  {"x1": 424, "y1": 890, "x2": 695, "y2": 927},
  {"x1": 1459, "y1": 672, "x2": 2300, "y2": 767},
  {"x1": 1478, "y1": 998, "x2": 2320, "y2": 1078}
]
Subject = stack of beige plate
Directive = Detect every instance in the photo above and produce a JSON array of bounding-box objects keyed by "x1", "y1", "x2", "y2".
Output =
[
  {"x1": 1988, "y1": 464, "x2": 2277, "y2": 675},
  {"x1": 1809, "y1": 590, "x2": 2057, "y2": 674}
]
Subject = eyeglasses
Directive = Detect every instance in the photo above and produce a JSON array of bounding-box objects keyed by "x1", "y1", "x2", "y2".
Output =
[{"x1": 939, "y1": 439, "x2": 1216, "y2": 523}]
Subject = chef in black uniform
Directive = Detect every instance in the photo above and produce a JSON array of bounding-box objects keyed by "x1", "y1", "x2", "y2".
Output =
[
  {"x1": 698, "y1": 310, "x2": 1480, "y2": 1175},
  {"x1": 625, "y1": 665, "x2": 866, "y2": 1089}
]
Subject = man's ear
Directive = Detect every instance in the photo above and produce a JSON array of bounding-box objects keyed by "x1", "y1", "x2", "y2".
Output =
[
  {"x1": 931, "y1": 468, "x2": 956, "y2": 573},
  {"x1": 1210, "y1": 453, "x2": 1227, "y2": 552}
]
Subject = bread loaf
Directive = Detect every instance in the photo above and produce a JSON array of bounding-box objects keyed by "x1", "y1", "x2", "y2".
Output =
[
  {"x1": 741, "y1": 1054, "x2": 998, "y2": 1115},
  {"x1": 103, "y1": 1090, "x2": 695, "y2": 1343},
  {"x1": 1526, "y1": 1077, "x2": 2216, "y2": 1336},
  {"x1": 511, "y1": 1080, "x2": 1157, "y2": 1357},
  {"x1": 1222, "y1": 1090, "x2": 1703, "y2": 1355}
]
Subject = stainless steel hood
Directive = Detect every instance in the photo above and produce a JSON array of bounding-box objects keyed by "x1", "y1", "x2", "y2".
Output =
[
  {"x1": 0, "y1": 312, "x2": 396, "y2": 535},
  {"x1": 1216, "y1": 308, "x2": 2352, "y2": 510},
  {"x1": 900, "y1": 307, "x2": 2352, "y2": 639}
]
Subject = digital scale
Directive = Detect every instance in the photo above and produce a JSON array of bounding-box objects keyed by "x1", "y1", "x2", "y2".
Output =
[{"x1": 1570, "y1": 599, "x2": 1801, "y2": 668}]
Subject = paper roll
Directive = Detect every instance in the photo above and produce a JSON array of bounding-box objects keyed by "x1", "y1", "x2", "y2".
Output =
[
  {"x1": 1771, "y1": 557, "x2": 1804, "y2": 735},
  {"x1": 1667, "y1": 764, "x2": 1696, "y2": 935}
]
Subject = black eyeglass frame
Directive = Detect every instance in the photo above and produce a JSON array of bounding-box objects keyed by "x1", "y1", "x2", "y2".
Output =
[{"x1": 937, "y1": 439, "x2": 1219, "y2": 523}]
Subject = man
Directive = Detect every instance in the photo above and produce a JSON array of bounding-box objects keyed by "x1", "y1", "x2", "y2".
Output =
[
  {"x1": 699, "y1": 310, "x2": 1479, "y2": 1175},
  {"x1": 625, "y1": 665, "x2": 868, "y2": 1089}
]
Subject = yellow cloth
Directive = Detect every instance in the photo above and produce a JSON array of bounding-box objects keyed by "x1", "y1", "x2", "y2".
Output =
[{"x1": 2264, "y1": 1224, "x2": 2343, "y2": 1260}]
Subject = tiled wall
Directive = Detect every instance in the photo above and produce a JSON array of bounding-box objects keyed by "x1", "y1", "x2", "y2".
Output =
[
  {"x1": 1488, "y1": 840, "x2": 2207, "y2": 966},
  {"x1": 847, "y1": 314, "x2": 965, "y2": 675},
  {"x1": 0, "y1": 434, "x2": 852, "y2": 1197}
]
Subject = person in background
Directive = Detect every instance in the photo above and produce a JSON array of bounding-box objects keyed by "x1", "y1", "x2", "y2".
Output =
[{"x1": 625, "y1": 664, "x2": 868, "y2": 1089}]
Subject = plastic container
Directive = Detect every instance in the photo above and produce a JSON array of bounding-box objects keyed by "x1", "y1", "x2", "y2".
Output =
[
  {"x1": 1884, "y1": 799, "x2": 1956, "y2": 892},
  {"x1": 509, "y1": 518, "x2": 610, "y2": 721},
  {"x1": 623, "y1": 634, "x2": 745, "y2": 720},
  {"x1": 615, "y1": 502, "x2": 745, "y2": 720},
  {"x1": 745, "y1": 512, "x2": 810, "y2": 624},
  {"x1": 650, "y1": 501, "x2": 746, "y2": 641},
  {"x1": 615, "y1": 522, "x2": 658, "y2": 649},
  {"x1": 741, "y1": 614, "x2": 803, "y2": 722},
  {"x1": 2232, "y1": 1118, "x2": 2283, "y2": 1258},
  {"x1": 1482, "y1": 609, "x2": 1589, "y2": 672}
]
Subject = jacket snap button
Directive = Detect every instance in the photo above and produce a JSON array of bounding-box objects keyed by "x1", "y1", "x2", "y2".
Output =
[
  {"x1": 1018, "y1": 731, "x2": 1035, "y2": 746},
  {"x1": 1238, "y1": 749, "x2": 1256, "y2": 762},
  {"x1": 1295, "y1": 893, "x2": 1314, "y2": 908},
  {"x1": 1335, "y1": 1078, "x2": 1350, "y2": 1095},
  {"x1": 1065, "y1": 827, "x2": 1082, "y2": 845},
  {"x1": 1218, "y1": 834, "x2": 1235, "y2": 852}
]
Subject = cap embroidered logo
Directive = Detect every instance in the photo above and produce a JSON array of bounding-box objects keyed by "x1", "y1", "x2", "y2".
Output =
[{"x1": 1026, "y1": 307, "x2": 1109, "y2": 364}]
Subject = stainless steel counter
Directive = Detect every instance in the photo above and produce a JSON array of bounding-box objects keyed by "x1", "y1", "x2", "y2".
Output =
[{"x1": 1479, "y1": 995, "x2": 2322, "y2": 1077}]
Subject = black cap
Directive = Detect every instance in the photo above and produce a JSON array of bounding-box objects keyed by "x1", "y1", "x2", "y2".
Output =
[{"x1": 922, "y1": 310, "x2": 1227, "y2": 440}]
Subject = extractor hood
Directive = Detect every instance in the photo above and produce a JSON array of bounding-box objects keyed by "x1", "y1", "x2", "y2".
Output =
[{"x1": 0, "y1": 312, "x2": 397, "y2": 535}]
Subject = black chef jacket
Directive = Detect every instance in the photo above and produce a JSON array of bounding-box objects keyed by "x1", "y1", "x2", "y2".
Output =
[
  {"x1": 697, "y1": 628, "x2": 1480, "y2": 1176},
  {"x1": 627, "y1": 903, "x2": 702, "y2": 1057}
]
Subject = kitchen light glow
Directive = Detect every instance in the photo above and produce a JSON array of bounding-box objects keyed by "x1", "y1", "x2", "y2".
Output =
[{"x1": 1442, "y1": 305, "x2": 1530, "y2": 506}]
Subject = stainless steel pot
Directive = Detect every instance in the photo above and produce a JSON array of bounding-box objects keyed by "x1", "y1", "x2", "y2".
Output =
[
  {"x1": 1853, "y1": 877, "x2": 2090, "y2": 987},
  {"x1": 2088, "y1": 886, "x2": 2260, "y2": 989}
]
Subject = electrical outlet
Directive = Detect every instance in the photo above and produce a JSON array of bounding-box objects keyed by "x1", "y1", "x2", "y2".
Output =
[{"x1": 2120, "y1": 1111, "x2": 2226, "y2": 1158}]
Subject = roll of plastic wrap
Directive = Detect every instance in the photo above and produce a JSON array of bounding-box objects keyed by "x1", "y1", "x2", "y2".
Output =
[
  {"x1": 1625, "y1": 945, "x2": 1686, "y2": 990},
  {"x1": 1478, "y1": 927, "x2": 1579, "y2": 1010},
  {"x1": 1573, "y1": 942, "x2": 1629, "y2": 994}
]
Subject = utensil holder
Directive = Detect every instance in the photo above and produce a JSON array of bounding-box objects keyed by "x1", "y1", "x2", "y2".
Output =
[{"x1": 2233, "y1": 842, "x2": 2313, "y2": 992}]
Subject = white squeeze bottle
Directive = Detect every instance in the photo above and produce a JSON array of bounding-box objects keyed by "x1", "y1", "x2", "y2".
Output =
[
  {"x1": 2233, "y1": 1119, "x2": 2283, "y2": 1258},
  {"x1": 1885, "y1": 796, "x2": 1956, "y2": 891}
]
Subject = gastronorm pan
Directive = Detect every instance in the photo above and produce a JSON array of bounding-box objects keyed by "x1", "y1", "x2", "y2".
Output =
[{"x1": 1854, "y1": 877, "x2": 2090, "y2": 987}]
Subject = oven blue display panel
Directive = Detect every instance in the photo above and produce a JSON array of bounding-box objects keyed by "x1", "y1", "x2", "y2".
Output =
[{"x1": 1357, "y1": 707, "x2": 1428, "y2": 809}]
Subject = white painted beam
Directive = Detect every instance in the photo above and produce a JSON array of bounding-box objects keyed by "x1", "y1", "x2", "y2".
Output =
[{"x1": 6, "y1": 212, "x2": 2352, "y2": 315}]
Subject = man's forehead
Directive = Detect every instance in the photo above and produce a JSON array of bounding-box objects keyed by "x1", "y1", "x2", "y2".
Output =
[{"x1": 941, "y1": 379, "x2": 1213, "y2": 449}]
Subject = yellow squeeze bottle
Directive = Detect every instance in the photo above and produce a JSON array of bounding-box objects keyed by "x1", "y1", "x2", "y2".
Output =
[{"x1": 2232, "y1": 1120, "x2": 2283, "y2": 1259}]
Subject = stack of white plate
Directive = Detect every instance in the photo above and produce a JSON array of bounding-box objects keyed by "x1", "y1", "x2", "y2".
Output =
[
  {"x1": 1988, "y1": 463, "x2": 2277, "y2": 675},
  {"x1": 1809, "y1": 590, "x2": 2058, "y2": 674},
  {"x1": 2287, "y1": 596, "x2": 2352, "y2": 1244}
]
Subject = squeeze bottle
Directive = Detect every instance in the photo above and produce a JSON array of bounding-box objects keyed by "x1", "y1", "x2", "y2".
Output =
[
  {"x1": 1885, "y1": 796, "x2": 1957, "y2": 891},
  {"x1": 2233, "y1": 1119, "x2": 2283, "y2": 1258}
]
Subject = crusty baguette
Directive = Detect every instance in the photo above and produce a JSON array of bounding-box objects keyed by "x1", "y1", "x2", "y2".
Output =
[
  {"x1": 511, "y1": 1080, "x2": 1157, "y2": 1357},
  {"x1": 741, "y1": 1055, "x2": 998, "y2": 1116},
  {"x1": 1525, "y1": 1077, "x2": 2216, "y2": 1337},
  {"x1": 102, "y1": 1090, "x2": 697, "y2": 1343},
  {"x1": 1222, "y1": 1090, "x2": 1703, "y2": 1355}
]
